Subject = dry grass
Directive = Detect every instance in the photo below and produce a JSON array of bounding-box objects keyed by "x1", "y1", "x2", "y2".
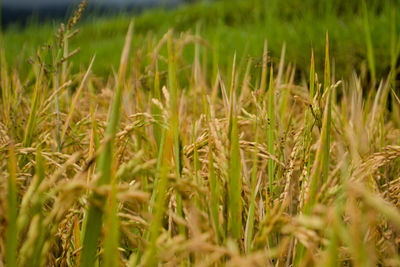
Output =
[{"x1": 1, "y1": 4, "x2": 400, "y2": 266}]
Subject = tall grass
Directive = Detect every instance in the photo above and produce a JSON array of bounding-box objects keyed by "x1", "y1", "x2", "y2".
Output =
[
  {"x1": 228, "y1": 109, "x2": 241, "y2": 241},
  {"x1": 81, "y1": 21, "x2": 133, "y2": 267},
  {"x1": 1, "y1": 2, "x2": 400, "y2": 266}
]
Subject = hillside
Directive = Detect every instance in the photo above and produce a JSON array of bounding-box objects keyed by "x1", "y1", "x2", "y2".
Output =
[{"x1": 2, "y1": 0, "x2": 399, "y2": 80}]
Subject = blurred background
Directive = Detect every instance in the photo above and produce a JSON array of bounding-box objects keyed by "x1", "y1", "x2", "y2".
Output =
[
  {"x1": 0, "y1": 0, "x2": 399, "y2": 83},
  {"x1": 1, "y1": 0, "x2": 189, "y2": 27}
]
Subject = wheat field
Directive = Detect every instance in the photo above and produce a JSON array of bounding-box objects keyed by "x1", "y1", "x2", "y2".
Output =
[{"x1": 1, "y1": 1, "x2": 400, "y2": 266}]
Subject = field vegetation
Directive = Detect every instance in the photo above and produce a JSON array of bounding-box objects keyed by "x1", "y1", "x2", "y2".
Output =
[
  {"x1": 1, "y1": 0, "x2": 400, "y2": 266},
  {"x1": 2, "y1": 0, "x2": 400, "y2": 77}
]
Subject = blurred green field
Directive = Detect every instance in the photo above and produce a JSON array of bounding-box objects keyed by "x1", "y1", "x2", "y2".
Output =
[{"x1": 3, "y1": 0, "x2": 400, "y2": 79}]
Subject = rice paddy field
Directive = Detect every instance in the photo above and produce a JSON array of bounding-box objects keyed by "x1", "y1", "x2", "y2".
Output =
[{"x1": 1, "y1": 0, "x2": 400, "y2": 266}]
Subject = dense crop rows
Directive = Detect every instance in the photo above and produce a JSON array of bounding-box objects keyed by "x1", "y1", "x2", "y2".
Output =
[{"x1": 1, "y1": 1, "x2": 400, "y2": 266}]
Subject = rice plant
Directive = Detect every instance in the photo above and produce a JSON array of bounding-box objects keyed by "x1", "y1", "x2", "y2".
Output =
[{"x1": 1, "y1": 1, "x2": 400, "y2": 266}]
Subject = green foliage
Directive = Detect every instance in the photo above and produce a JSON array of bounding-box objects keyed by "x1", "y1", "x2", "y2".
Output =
[{"x1": 2, "y1": 0, "x2": 399, "y2": 78}]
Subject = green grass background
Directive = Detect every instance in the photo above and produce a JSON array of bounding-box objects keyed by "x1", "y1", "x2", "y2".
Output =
[{"x1": 2, "y1": 0, "x2": 400, "y2": 78}]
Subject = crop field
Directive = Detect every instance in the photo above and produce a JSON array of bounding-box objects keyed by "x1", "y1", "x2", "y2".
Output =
[{"x1": 1, "y1": 0, "x2": 400, "y2": 266}]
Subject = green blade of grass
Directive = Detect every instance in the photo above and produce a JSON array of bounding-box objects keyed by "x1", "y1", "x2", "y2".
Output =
[
  {"x1": 80, "y1": 81, "x2": 116, "y2": 266},
  {"x1": 21, "y1": 65, "x2": 44, "y2": 167},
  {"x1": 324, "y1": 33, "x2": 331, "y2": 94},
  {"x1": 144, "y1": 130, "x2": 173, "y2": 266},
  {"x1": 80, "y1": 80, "x2": 100, "y2": 251},
  {"x1": 322, "y1": 33, "x2": 332, "y2": 184},
  {"x1": 167, "y1": 32, "x2": 185, "y2": 236},
  {"x1": 307, "y1": 91, "x2": 332, "y2": 210},
  {"x1": 208, "y1": 131, "x2": 221, "y2": 243},
  {"x1": 81, "y1": 21, "x2": 133, "y2": 267},
  {"x1": 228, "y1": 112, "x2": 242, "y2": 240},
  {"x1": 227, "y1": 53, "x2": 237, "y2": 137},
  {"x1": 152, "y1": 62, "x2": 162, "y2": 148},
  {"x1": 103, "y1": 180, "x2": 120, "y2": 266}
]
